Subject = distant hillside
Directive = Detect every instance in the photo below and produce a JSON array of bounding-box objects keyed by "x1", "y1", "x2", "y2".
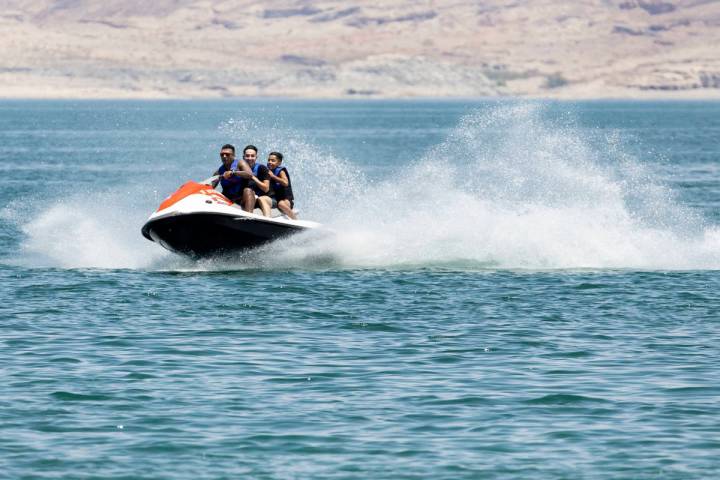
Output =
[{"x1": 1, "y1": 0, "x2": 719, "y2": 98}]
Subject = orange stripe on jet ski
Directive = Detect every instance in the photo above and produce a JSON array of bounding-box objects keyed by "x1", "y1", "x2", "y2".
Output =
[{"x1": 157, "y1": 181, "x2": 232, "y2": 211}]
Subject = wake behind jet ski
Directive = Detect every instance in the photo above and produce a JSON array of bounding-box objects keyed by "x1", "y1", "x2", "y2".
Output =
[{"x1": 141, "y1": 180, "x2": 321, "y2": 258}]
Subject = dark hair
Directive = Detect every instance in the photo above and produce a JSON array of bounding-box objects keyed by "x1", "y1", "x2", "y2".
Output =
[
  {"x1": 243, "y1": 145, "x2": 258, "y2": 155},
  {"x1": 268, "y1": 151, "x2": 283, "y2": 162},
  {"x1": 221, "y1": 144, "x2": 235, "y2": 153}
]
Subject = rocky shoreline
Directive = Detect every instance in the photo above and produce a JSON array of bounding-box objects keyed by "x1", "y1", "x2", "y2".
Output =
[{"x1": 2, "y1": 1, "x2": 719, "y2": 99}]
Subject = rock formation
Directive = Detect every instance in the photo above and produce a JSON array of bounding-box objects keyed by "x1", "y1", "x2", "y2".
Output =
[{"x1": 1, "y1": 0, "x2": 719, "y2": 98}]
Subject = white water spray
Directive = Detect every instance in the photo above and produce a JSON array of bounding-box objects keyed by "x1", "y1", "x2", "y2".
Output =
[
  {"x1": 267, "y1": 103, "x2": 720, "y2": 270},
  {"x1": 12, "y1": 103, "x2": 720, "y2": 270}
]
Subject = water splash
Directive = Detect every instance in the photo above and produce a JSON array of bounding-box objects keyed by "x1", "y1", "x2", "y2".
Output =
[
  {"x1": 275, "y1": 103, "x2": 720, "y2": 270},
  {"x1": 218, "y1": 116, "x2": 365, "y2": 217},
  {"x1": 11, "y1": 191, "x2": 165, "y2": 269},
  {"x1": 11, "y1": 103, "x2": 720, "y2": 270}
]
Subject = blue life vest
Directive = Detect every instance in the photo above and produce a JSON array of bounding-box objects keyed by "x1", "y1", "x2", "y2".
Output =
[
  {"x1": 218, "y1": 164, "x2": 244, "y2": 200},
  {"x1": 270, "y1": 166, "x2": 283, "y2": 189}
]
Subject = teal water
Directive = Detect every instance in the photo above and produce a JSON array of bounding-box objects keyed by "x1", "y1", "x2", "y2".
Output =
[{"x1": 1, "y1": 100, "x2": 720, "y2": 479}]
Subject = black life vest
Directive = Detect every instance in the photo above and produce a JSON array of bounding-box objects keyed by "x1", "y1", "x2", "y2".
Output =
[{"x1": 270, "y1": 166, "x2": 293, "y2": 201}]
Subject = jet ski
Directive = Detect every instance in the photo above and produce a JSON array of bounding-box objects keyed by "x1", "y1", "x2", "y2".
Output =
[{"x1": 141, "y1": 180, "x2": 321, "y2": 257}]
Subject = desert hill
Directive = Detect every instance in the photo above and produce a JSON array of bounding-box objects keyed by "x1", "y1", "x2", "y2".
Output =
[{"x1": 1, "y1": 0, "x2": 719, "y2": 98}]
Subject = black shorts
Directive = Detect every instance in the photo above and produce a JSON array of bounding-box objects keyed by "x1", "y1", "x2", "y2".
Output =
[
  {"x1": 271, "y1": 197, "x2": 294, "y2": 208},
  {"x1": 223, "y1": 195, "x2": 241, "y2": 205}
]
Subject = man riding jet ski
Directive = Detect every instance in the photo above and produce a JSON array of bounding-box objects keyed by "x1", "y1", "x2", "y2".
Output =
[{"x1": 141, "y1": 145, "x2": 320, "y2": 258}]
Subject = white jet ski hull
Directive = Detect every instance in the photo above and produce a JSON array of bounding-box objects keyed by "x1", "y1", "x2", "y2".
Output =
[{"x1": 141, "y1": 182, "x2": 320, "y2": 257}]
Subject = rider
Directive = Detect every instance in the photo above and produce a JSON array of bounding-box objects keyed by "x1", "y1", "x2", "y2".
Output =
[
  {"x1": 266, "y1": 151, "x2": 296, "y2": 220},
  {"x1": 211, "y1": 144, "x2": 251, "y2": 204},
  {"x1": 240, "y1": 145, "x2": 272, "y2": 216}
]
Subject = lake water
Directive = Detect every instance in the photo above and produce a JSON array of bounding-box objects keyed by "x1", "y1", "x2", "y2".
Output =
[{"x1": 1, "y1": 99, "x2": 719, "y2": 479}]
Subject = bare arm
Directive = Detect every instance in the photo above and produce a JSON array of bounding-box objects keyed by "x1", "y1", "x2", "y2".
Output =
[
  {"x1": 268, "y1": 169, "x2": 290, "y2": 187},
  {"x1": 231, "y1": 160, "x2": 252, "y2": 179},
  {"x1": 250, "y1": 165, "x2": 270, "y2": 193},
  {"x1": 251, "y1": 177, "x2": 270, "y2": 193}
]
